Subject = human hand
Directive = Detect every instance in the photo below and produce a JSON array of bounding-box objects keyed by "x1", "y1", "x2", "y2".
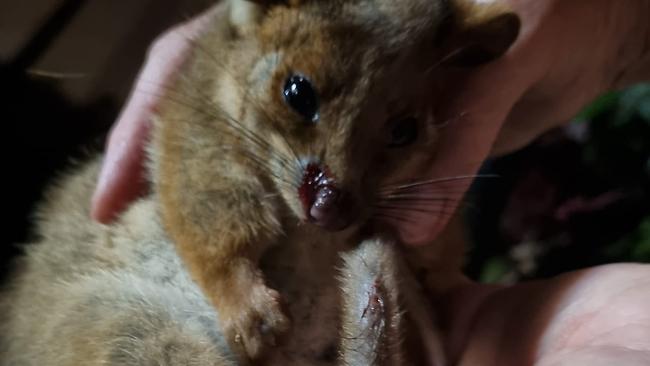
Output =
[
  {"x1": 395, "y1": 0, "x2": 650, "y2": 245},
  {"x1": 436, "y1": 264, "x2": 650, "y2": 365}
]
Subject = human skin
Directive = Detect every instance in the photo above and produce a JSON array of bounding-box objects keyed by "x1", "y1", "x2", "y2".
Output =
[
  {"x1": 441, "y1": 264, "x2": 650, "y2": 365},
  {"x1": 89, "y1": 1, "x2": 650, "y2": 364},
  {"x1": 396, "y1": 0, "x2": 650, "y2": 244},
  {"x1": 90, "y1": 10, "x2": 216, "y2": 222}
]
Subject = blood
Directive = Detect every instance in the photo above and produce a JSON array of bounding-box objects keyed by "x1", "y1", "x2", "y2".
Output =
[{"x1": 361, "y1": 279, "x2": 385, "y2": 330}]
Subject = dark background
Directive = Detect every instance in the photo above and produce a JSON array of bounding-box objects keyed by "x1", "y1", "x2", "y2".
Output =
[
  {"x1": 1, "y1": 0, "x2": 207, "y2": 281},
  {"x1": 2, "y1": 0, "x2": 649, "y2": 284},
  {"x1": 467, "y1": 86, "x2": 650, "y2": 283}
]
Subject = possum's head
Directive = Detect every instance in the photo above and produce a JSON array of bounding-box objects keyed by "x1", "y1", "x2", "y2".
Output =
[{"x1": 155, "y1": 0, "x2": 519, "y2": 234}]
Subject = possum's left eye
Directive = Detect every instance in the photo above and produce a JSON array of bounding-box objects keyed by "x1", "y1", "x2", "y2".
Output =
[{"x1": 283, "y1": 74, "x2": 319, "y2": 123}]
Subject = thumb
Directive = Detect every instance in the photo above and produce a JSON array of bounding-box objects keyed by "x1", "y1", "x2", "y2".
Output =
[{"x1": 91, "y1": 12, "x2": 214, "y2": 223}]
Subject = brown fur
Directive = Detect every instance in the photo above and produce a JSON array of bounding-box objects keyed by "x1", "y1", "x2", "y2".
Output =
[
  {"x1": 151, "y1": 0, "x2": 518, "y2": 360},
  {"x1": 1, "y1": 0, "x2": 518, "y2": 364}
]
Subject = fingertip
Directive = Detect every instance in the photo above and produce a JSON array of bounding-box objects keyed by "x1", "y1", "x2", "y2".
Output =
[
  {"x1": 90, "y1": 158, "x2": 149, "y2": 224},
  {"x1": 90, "y1": 130, "x2": 149, "y2": 224},
  {"x1": 90, "y1": 192, "x2": 107, "y2": 223},
  {"x1": 90, "y1": 195, "x2": 114, "y2": 224}
]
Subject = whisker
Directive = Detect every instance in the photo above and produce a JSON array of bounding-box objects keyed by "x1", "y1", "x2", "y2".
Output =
[
  {"x1": 373, "y1": 204, "x2": 459, "y2": 216},
  {"x1": 137, "y1": 25, "x2": 306, "y2": 183},
  {"x1": 133, "y1": 30, "x2": 309, "y2": 187},
  {"x1": 378, "y1": 189, "x2": 469, "y2": 199},
  {"x1": 424, "y1": 47, "x2": 466, "y2": 75},
  {"x1": 147, "y1": 123, "x2": 300, "y2": 190},
  {"x1": 174, "y1": 35, "x2": 303, "y2": 166},
  {"x1": 373, "y1": 213, "x2": 420, "y2": 224},
  {"x1": 432, "y1": 111, "x2": 469, "y2": 130},
  {"x1": 375, "y1": 199, "x2": 458, "y2": 209},
  {"x1": 374, "y1": 194, "x2": 482, "y2": 218},
  {"x1": 380, "y1": 189, "x2": 472, "y2": 199},
  {"x1": 134, "y1": 77, "x2": 293, "y2": 168},
  {"x1": 217, "y1": 146, "x2": 300, "y2": 189},
  {"x1": 27, "y1": 69, "x2": 86, "y2": 79},
  {"x1": 380, "y1": 174, "x2": 498, "y2": 194},
  {"x1": 162, "y1": 114, "x2": 302, "y2": 183},
  {"x1": 135, "y1": 85, "x2": 302, "y2": 178},
  {"x1": 377, "y1": 196, "x2": 463, "y2": 204},
  {"x1": 163, "y1": 138, "x2": 300, "y2": 190},
  {"x1": 135, "y1": 81, "x2": 284, "y2": 159},
  {"x1": 184, "y1": 86, "x2": 301, "y2": 177}
]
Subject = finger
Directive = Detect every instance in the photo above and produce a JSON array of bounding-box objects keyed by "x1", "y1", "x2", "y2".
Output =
[
  {"x1": 438, "y1": 278, "x2": 560, "y2": 366},
  {"x1": 435, "y1": 282, "x2": 504, "y2": 364},
  {"x1": 91, "y1": 9, "x2": 217, "y2": 223},
  {"x1": 397, "y1": 3, "x2": 553, "y2": 245},
  {"x1": 396, "y1": 56, "x2": 530, "y2": 245}
]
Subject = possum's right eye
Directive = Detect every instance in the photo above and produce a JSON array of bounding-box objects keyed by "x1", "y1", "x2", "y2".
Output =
[
  {"x1": 283, "y1": 74, "x2": 319, "y2": 123},
  {"x1": 387, "y1": 116, "x2": 418, "y2": 148}
]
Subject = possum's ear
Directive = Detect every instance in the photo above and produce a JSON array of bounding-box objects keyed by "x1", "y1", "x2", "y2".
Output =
[
  {"x1": 229, "y1": 0, "x2": 288, "y2": 32},
  {"x1": 229, "y1": 0, "x2": 265, "y2": 31},
  {"x1": 443, "y1": 0, "x2": 521, "y2": 66}
]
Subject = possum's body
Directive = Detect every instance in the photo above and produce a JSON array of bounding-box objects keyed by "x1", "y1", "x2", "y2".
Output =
[
  {"x1": 0, "y1": 159, "x2": 439, "y2": 365},
  {"x1": 0, "y1": 161, "x2": 235, "y2": 365}
]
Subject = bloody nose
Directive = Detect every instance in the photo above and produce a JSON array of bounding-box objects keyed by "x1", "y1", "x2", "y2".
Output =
[{"x1": 299, "y1": 164, "x2": 355, "y2": 231}]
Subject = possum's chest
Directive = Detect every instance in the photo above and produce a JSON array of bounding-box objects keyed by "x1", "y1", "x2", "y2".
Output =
[{"x1": 259, "y1": 227, "x2": 356, "y2": 365}]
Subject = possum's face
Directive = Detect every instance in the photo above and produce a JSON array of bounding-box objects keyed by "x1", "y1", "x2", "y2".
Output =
[
  {"x1": 213, "y1": 0, "x2": 519, "y2": 233},
  {"x1": 240, "y1": 1, "x2": 446, "y2": 232},
  {"x1": 158, "y1": 0, "x2": 518, "y2": 235}
]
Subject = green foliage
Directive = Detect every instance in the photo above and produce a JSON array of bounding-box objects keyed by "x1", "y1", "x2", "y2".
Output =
[
  {"x1": 581, "y1": 84, "x2": 650, "y2": 182},
  {"x1": 587, "y1": 85, "x2": 650, "y2": 265},
  {"x1": 480, "y1": 256, "x2": 513, "y2": 283},
  {"x1": 604, "y1": 217, "x2": 650, "y2": 262},
  {"x1": 472, "y1": 83, "x2": 650, "y2": 283}
]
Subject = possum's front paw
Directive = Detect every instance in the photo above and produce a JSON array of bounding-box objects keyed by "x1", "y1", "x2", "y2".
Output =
[{"x1": 221, "y1": 285, "x2": 290, "y2": 360}]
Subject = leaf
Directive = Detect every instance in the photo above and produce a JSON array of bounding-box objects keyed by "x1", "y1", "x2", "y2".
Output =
[
  {"x1": 574, "y1": 92, "x2": 620, "y2": 122},
  {"x1": 480, "y1": 256, "x2": 513, "y2": 284},
  {"x1": 604, "y1": 217, "x2": 650, "y2": 262}
]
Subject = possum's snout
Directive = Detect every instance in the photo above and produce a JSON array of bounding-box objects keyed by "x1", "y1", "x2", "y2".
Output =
[{"x1": 299, "y1": 163, "x2": 355, "y2": 231}]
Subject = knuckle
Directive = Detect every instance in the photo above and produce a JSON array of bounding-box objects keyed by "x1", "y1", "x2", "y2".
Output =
[
  {"x1": 147, "y1": 28, "x2": 178, "y2": 58},
  {"x1": 146, "y1": 21, "x2": 192, "y2": 59}
]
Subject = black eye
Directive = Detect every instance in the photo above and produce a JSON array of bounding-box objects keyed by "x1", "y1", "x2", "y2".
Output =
[
  {"x1": 388, "y1": 117, "x2": 418, "y2": 148},
  {"x1": 283, "y1": 74, "x2": 319, "y2": 122}
]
